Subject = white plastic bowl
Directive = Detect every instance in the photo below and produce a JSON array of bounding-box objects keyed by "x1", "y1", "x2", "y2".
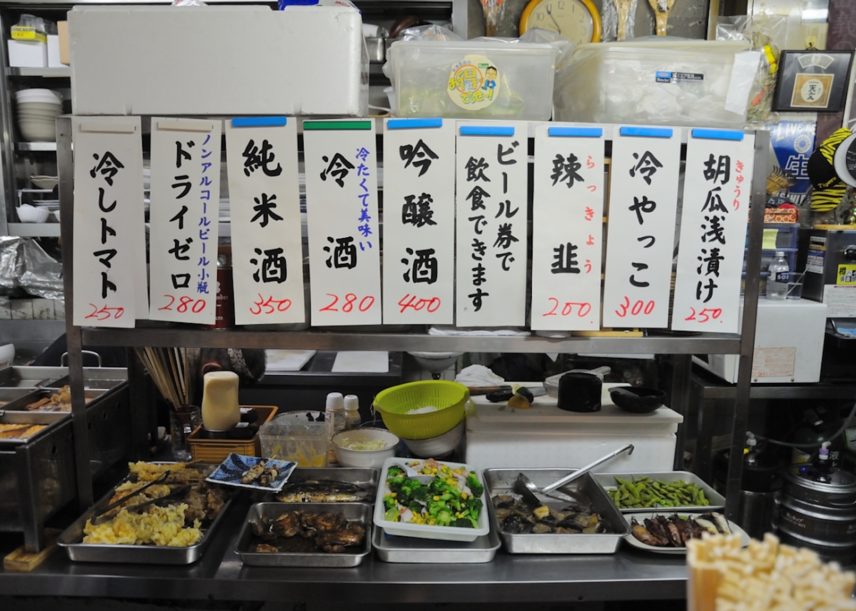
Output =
[
  {"x1": 17, "y1": 204, "x2": 49, "y2": 223},
  {"x1": 332, "y1": 427, "x2": 398, "y2": 468},
  {"x1": 400, "y1": 421, "x2": 464, "y2": 458},
  {"x1": 16, "y1": 89, "x2": 63, "y2": 104}
]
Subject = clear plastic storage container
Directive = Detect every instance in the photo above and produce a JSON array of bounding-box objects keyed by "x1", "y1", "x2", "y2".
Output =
[
  {"x1": 259, "y1": 411, "x2": 328, "y2": 468},
  {"x1": 387, "y1": 40, "x2": 557, "y2": 120},
  {"x1": 554, "y1": 40, "x2": 756, "y2": 127}
]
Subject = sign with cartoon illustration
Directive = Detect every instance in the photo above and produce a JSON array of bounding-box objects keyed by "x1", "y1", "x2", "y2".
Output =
[{"x1": 448, "y1": 55, "x2": 500, "y2": 111}]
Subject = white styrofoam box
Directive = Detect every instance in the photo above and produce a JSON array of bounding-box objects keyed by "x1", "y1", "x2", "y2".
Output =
[
  {"x1": 53, "y1": 299, "x2": 65, "y2": 320},
  {"x1": 32, "y1": 298, "x2": 55, "y2": 320},
  {"x1": 0, "y1": 297, "x2": 10, "y2": 319},
  {"x1": 387, "y1": 40, "x2": 557, "y2": 120},
  {"x1": 555, "y1": 40, "x2": 755, "y2": 127},
  {"x1": 465, "y1": 383, "x2": 682, "y2": 472},
  {"x1": 694, "y1": 297, "x2": 827, "y2": 384},
  {"x1": 8, "y1": 39, "x2": 46, "y2": 68},
  {"x1": 46, "y1": 35, "x2": 62, "y2": 68},
  {"x1": 70, "y1": 6, "x2": 367, "y2": 116}
]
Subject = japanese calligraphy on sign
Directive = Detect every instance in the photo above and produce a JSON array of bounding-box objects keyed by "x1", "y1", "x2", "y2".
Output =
[
  {"x1": 72, "y1": 117, "x2": 145, "y2": 328},
  {"x1": 148, "y1": 119, "x2": 221, "y2": 324},
  {"x1": 303, "y1": 121, "x2": 381, "y2": 325},
  {"x1": 225, "y1": 119, "x2": 305, "y2": 325},
  {"x1": 672, "y1": 132, "x2": 755, "y2": 332},
  {"x1": 531, "y1": 125, "x2": 605, "y2": 330},
  {"x1": 602, "y1": 129, "x2": 681, "y2": 328},
  {"x1": 382, "y1": 119, "x2": 455, "y2": 324},
  {"x1": 455, "y1": 124, "x2": 528, "y2": 326}
]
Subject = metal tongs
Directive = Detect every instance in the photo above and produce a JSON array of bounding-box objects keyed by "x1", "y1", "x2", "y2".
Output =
[{"x1": 90, "y1": 471, "x2": 171, "y2": 524}]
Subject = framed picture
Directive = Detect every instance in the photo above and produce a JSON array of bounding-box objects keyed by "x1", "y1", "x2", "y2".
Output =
[{"x1": 773, "y1": 50, "x2": 854, "y2": 113}]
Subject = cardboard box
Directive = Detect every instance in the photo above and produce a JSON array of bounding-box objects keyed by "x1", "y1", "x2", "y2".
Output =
[
  {"x1": 70, "y1": 6, "x2": 367, "y2": 116},
  {"x1": 58, "y1": 21, "x2": 70, "y2": 65},
  {"x1": 46, "y1": 35, "x2": 62, "y2": 68},
  {"x1": 8, "y1": 39, "x2": 46, "y2": 68}
]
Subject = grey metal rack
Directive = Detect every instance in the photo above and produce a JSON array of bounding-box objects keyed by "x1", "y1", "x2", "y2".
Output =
[{"x1": 56, "y1": 115, "x2": 769, "y2": 523}]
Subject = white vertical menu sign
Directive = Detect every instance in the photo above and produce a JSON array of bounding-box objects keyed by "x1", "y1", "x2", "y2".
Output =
[
  {"x1": 672, "y1": 129, "x2": 755, "y2": 332},
  {"x1": 602, "y1": 127, "x2": 681, "y2": 328},
  {"x1": 382, "y1": 118, "x2": 455, "y2": 324},
  {"x1": 72, "y1": 116, "x2": 145, "y2": 328},
  {"x1": 303, "y1": 120, "x2": 381, "y2": 325},
  {"x1": 225, "y1": 117, "x2": 305, "y2": 325},
  {"x1": 531, "y1": 125, "x2": 605, "y2": 330},
  {"x1": 455, "y1": 123, "x2": 528, "y2": 326},
  {"x1": 148, "y1": 118, "x2": 221, "y2": 325}
]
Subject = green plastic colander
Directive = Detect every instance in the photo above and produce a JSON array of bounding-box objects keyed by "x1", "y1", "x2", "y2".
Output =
[{"x1": 372, "y1": 380, "x2": 468, "y2": 440}]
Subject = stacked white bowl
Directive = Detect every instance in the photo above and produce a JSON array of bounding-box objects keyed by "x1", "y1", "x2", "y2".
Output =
[{"x1": 16, "y1": 89, "x2": 62, "y2": 142}]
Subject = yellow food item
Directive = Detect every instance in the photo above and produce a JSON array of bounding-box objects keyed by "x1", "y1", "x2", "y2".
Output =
[
  {"x1": 127, "y1": 461, "x2": 187, "y2": 482},
  {"x1": 687, "y1": 533, "x2": 856, "y2": 611},
  {"x1": 83, "y1": 503, "x2": 202, "y2": 547}
]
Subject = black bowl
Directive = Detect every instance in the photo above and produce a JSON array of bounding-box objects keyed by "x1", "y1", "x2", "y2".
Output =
[{"x1": 609, "y1": 387, "x2": 665, "y2": 414}]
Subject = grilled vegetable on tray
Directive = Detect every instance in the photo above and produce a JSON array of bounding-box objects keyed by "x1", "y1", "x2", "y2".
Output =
[{"x1": 630, "y1": 513, "x2": 731, "y2": 547}]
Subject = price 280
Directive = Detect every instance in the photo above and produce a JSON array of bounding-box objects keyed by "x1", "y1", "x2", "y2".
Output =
[
  {"x1": 319, "y1": 293, "x2": 375, "y2": 314},
  {"x1": 158, "y1": 294, "x2": 207, "y2": 314}
]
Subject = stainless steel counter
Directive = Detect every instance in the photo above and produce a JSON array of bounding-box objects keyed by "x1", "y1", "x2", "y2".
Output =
[{"x1": 0, "y1": 499, "x2": 687, "y2": 603}]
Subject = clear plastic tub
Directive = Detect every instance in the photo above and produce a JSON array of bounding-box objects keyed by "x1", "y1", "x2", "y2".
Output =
[
  {"x1": 555, "y1": 40, "x2": 755, "y2": 127},
  {"x1": 387, "y1": 40, "x2": 557, "y2": 120},
  {"x1": 259, "y1": 411, "x2": 328, "y2": 468}
]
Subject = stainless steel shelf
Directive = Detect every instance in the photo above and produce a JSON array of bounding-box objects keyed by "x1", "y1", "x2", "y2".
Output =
[
  {"x1": 81, "y1": 327, "x2": 742, "y2": 354},
  {"x1": 16, "y1": 142, "x2": 56, "y2": 152},
  {"x1": 7, "y1": 66, "x2": 70, "y2": 78},
  {"x1": 6, "y1": 222, "x2": 60, "y2": 237}
]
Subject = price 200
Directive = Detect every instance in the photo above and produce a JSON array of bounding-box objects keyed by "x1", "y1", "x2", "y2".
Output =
[
  {"x1": 397, "y1": 293, "x2": 441, "y2": 314},
  {"x1": 319, "y1": 293, "x2": 375, "y2": 314},
  {"x1": 83, "y1": 303, "x2": 125, "y2": 321},
  {"x1": 158, "y1": 294, "x2": 206, "y2": 314},
  {"x1": 542, "y1": 298, "x2": 591, "y2": 318},
  {"x1": 684, "y1": 307, "x2": 723, "y2": 323},
  {"x1": 613, "y1": 296, "x2": 655, "y2": 318},
  {"x1": 249, "y1": 294, "x2": 293, "y2": 316}
]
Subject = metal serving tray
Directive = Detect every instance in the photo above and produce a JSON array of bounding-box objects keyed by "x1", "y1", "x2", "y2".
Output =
[
  {"x1": 0, "y1": 411, "x2": 68, "y2": 445},
  {"x1": 2, "y1": 388, "x2": 104, "y2": 412},
  {"x1": 484, "y1": 469, "x2": 628, "y2": 554},
  {"x1": 57, "y1": 479, "x2": 233, "y2": 565},
  {"x1": 0, "y1": 388, "x2": 36, "y2": 406},
  {"x1": 373, "y1": 526, "x2": 500, "y2": 563},
  {"x1": 235, "y1": 502, "x2": 371, "y2": 568},
  {"x1": 273, "y1": 467, "x2": 378, "y2": 502},
  {"x1": 590, "y1": 471, "x2": 725, "y2": 513}
]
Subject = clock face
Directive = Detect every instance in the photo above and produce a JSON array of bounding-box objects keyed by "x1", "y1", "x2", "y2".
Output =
[{"x1": 520, "y1": 0, "x2": 600, "y2": 45}]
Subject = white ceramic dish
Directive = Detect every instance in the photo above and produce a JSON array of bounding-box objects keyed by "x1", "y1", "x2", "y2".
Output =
[
  {"x1": 31, "y1": 175, "x2": 58, "y2": 190},
  {"x1": 332, "y1": 427, "x2": 398, "y2": 468},
  {"x1": 400, "y1": 421, "x2": 464, "y2": 458},
  {"x1": 622, "y1": 512, "x2": 749, "y2": 555},
  {"x1": 16, "y1": 203, "x2": 49, "y2": 223},
  {"x1": 373, "y1": 457, "x2": 490, "y2": 542}
]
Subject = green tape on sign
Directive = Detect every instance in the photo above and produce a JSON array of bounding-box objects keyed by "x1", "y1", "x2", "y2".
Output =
[{"x1": 303, "y1": 121, "x2": 372, "y2": 131}]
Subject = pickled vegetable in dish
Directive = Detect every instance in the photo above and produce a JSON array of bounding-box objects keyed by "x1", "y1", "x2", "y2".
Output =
[
  {"x1": 607, "y1": 476, "x2": 710, "y2": 509},
  {"x1": 382, "y1": 459, "x2": 484, "y2": 528},
  {"x1": 491, "y1": 494, "x2": 609, "y2": 535}
]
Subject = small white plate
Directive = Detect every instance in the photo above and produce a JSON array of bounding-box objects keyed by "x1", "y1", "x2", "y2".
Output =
[{"x1": 623, "y1": 512, "x2": 749, "y2": 554}]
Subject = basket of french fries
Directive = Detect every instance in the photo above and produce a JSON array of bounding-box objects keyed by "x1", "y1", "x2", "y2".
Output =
[{"x1": 687, "y1": 533, "x2": 856, "y2": 611}]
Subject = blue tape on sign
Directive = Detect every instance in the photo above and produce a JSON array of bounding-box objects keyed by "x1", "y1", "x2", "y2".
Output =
[
  {"x1": 619, "y1": 126, "x2": 673, "y2": 139},
  {"x1": 231, "y1": 117, "x2": 288, "y2": 128},
  {"x1": 387, "y1": 118, "x2": 443, "y2": 130},
  {"x1": 691, "y1": 128, "x2": 745, "y2": 142},
  {"x1": 548, "y1": 126, "x2": 603, "y2": 138},
  {"x1": 459, "y1": 125, "x2": 515, "y2": 137}
]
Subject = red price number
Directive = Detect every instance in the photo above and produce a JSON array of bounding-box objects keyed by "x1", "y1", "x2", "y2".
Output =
[
  {"x1": 397, "y1": 293, "x2": 441, "y2": 314},
  {"x1": 684, "y1": 307, "x2": 722, "y2": 323},
  {"x1": 542, "y1": 298, "x2": 591, "y2": 318},
  {"x1": 249, "y1": 294, "x2": 293, "y2": 316},
  {"x1": 158, "y1": 294, "x2": 207, "y2": 314},
  {"x1": 319, "y1": 292, "x2": 375, "y2": 314},
  {"x1": 614, "y1": 296, "x2": 655, "y2": 318},
  {"x1": 83, "y1": 303, "x2": 125, "y2": 321}
]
